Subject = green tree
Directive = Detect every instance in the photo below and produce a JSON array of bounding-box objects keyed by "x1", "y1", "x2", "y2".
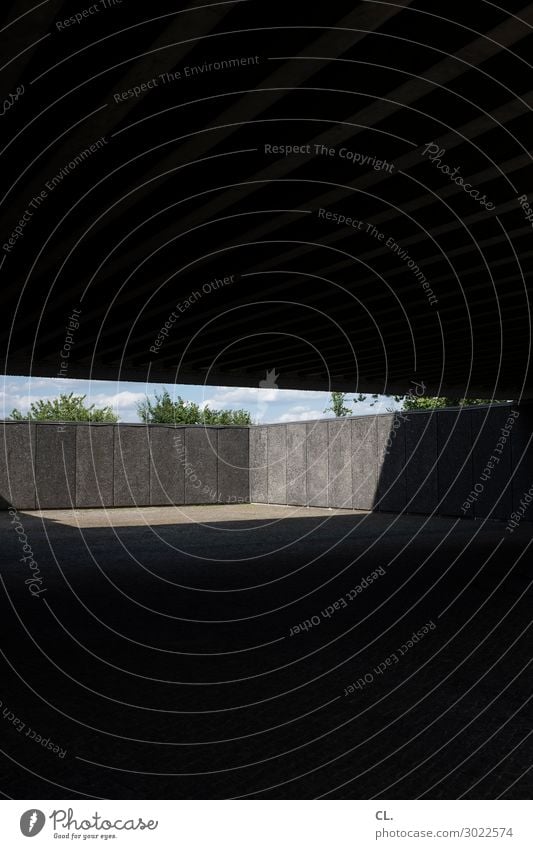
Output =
[
  {"x1": 137, "y1": 389, "x2": 251, "y2": 425},
  {"x1": 324, "y1": 391, "x2": 351, "y2": 417},
  {"x1": 9, "y1": 393, "x2": 118, "y2": 422},
  {"x1": 353, "y1": 393, "x2": 380, "y2": 407},
  {"x1": 400, "y1": 396, "x2": 504, "y2": 411}
]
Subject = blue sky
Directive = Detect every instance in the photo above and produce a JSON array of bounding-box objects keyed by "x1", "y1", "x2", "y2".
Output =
[{"x1": 1, "y1": 375, "x2": 400, "y2": 423}]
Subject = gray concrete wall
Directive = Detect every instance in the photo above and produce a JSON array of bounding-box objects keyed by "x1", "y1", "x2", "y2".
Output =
[
  {"x1": 249, "y1": 426, "x2": 267, "y2": 503},
  {"x1": 35, "y1": 425, "x2": 76, "y2": 509},
  {"x1": 218, "y1": 427, "x2": 249, "y2": 503},
  {"x1": 376, "y1": 414, "x2": 406, "y2": 513},
  {"x1": 352, "y1": 416, "x2": 378, "y2": 510},
  {"x1": 287, "y1": 423, "x2": 307, "y2": 506},
  {"x1": 2, "y1": 407, "x2": 531, "y2": 524},
  {"x1": 249, "y1": 404, "x2": 533, "y2": 524},
  {"x1": 510, "y1": 406, "x2": 533, "y2": 524},
  {"x1": 307, "y1": 421, "x2": 328, "y2": 507},
  {"x1": 0, "y1": 422, "x2": 35, "y2": 510},
  {"x1": 113, "y1": 426, "x2": 151, "y2": 507},
  {"x1": 184, "y1": 427, "x2": 218, "y2": 504},
  {"x1": 0, "y1": 423, "x2": 250, "y2": 510},
  {"x1": 267, "y1": 425, "x2": 287, "y2": 504},
  {"x1": 149, "y1": 427, "x2": 185, "y2": 507},
  {"x1": 436, "y1": 410, "x2": 473, "y2": 517},
  {"x1": 328, "y1": 419, "x2": 352, "y2": 509},
  {"x1": 76, "y1": 424, "x2": 114, "y2": 508}
]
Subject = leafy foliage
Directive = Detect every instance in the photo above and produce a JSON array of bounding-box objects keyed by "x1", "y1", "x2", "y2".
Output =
[
  {"x1": 9, "y1": 393, "x2": 118, "y2": 422},
  {"x1": 137, "y1": 389, "x2": 252, "y2": 425},
  {"x1": 400, "y1": 396, "x2": 504, "y2": 411},
  {"x1": 325, "y1": 391, "x2": 504, "y2": 418},
  {"x1": 324, "y1": 391, "x2": 351, "y2": 417},
  {"x1": 354, "y1": 393, "x2": 380, "y2": 407}
]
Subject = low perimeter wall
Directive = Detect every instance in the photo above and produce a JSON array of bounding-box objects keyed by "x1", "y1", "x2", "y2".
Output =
[
  {"x1": 0, "y1": 423, "x2": 249, "y2": 510},
  {"x1": 2, "y1": 407, "x2": 532, "y2": 522},
  {"x1": 249, "y1": 405, "x2": 533, "y2": 523}
]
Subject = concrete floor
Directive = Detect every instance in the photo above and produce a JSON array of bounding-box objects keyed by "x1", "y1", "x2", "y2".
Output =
[{"x1": 0, "y1": 504, "x2": 531, "y2": 799}]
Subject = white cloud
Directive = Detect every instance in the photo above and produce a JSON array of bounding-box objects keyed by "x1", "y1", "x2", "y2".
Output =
[
  {"x1": 201, "y1": 386, "x2": 326, "y2": 405},
  {"x1": 86, "y1": 390, "x2": 147, "y2": 423},
  {"x1": 90, "y1": 391, "x2": 146, "y2": 410},
  {"x1": 1, "y1": 375, "x2": 401, "y2": 424},
  {"x1": 0, "y1": 393, "x2": 32, "y2": 416},
  {"x1": 278, "y1": 408, "x2": 330, "y2": 423}
]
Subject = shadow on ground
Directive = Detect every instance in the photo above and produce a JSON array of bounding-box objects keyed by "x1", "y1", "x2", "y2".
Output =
[{"x1": 0, "y1": 505, "x2": 531, "y2": 800}]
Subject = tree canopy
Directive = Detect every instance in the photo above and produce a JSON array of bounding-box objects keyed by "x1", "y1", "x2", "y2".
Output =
[
  {"x1": 324, "y1": 391, "x2": 351, "y2": 417},
  {"x1": 137, "y1": 389, "x2": 252, "y2": 425},
  {"x1": 9, "y1": 393, "x2": 118, "y2": 422},
  {"x1": 325, "y1": 391, "x2": 504, "y2": 417},
  {"x1": 400, "y1": 396, "x2": 504, "y2": 411}
]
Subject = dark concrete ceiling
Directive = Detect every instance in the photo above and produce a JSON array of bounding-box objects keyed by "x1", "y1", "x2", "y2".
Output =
[{"x1": 1, "y1": 0, "x2": 532, "y2": 398}]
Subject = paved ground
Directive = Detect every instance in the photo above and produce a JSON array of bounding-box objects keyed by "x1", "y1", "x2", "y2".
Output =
[{"x1": 0, "y1": 504, "x2": 531, "y2": 799}]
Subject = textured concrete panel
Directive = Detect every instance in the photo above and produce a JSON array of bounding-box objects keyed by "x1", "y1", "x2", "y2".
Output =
[
  {"x1": 287, "y1": 423, "x2": 307, "y2": 505},
  {"x1": 76, "y1": 425, "x2": 114, "y2": 508},
  {"x1": 218, "y1": 428, "x2": 249, "y2": 503},
  {"x1": 185, "y1": 427, "x2": 218, "y2": 504},
  {"x1": 307, "y1": 421, "x2": 328, "y2": 507},
  {"x1": 328, "y1": 419, "x2": 352, "y2": 508},
  {"x1": 249, "y1": 427, "x2": 268, "y2": 503},
  {"x1": 113, "y1": 426, "x2": 150, "y2": 507},
  {"x1": 510, "y1": 406, "x2": 533, "y2": 523},
  {"x1": 437, "y1": 410, "x2": 473, "y2": 517},
  {"x1": 35, "y1": 425, "x2": 76, "y2": 509},
  {"x1": 471, "y1": 407, "x2": 513, "y2": 520},
  {"x1": 0, "y1": 423, "x2": 36, "y2": 510},
  {"x1": 352, "y1": 417, "x2": 378, "y2": 510},
  {"x1": 405, "y1": 414, "x2": 438, "y2": 514},
  {"x1": 150, "y1": 427, "x2": 185, "y2": 506},
  {"x1": 267, "y1": 425, "x2": 287, "y2": 504},
  {"x1": 376, "y1": 415, "x2": 406, "y2": 513}
]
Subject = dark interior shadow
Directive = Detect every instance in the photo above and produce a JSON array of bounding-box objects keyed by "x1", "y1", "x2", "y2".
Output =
[
  {"x1": 373, "y1": 407, "x2": 533, "y2": 525},
  {"x1": 0, "y1": 508, "x2": 530, "y2": 800}
]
